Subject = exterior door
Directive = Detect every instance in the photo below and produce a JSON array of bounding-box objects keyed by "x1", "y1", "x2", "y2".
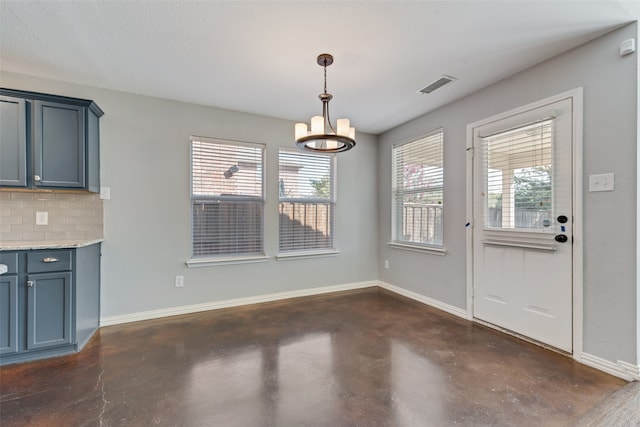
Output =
[{"x1": 471, "y1": 96, "x2": 574, "y2": 352}]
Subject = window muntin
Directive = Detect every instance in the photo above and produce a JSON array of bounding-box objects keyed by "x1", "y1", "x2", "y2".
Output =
[
  {"x1": 278, "y1": 149, "x2": 336, "y2": 253},
  {"x1": 191, "y1": 137, "x2": 265, "y2": 258},
  {"x1": 392, "y1": 130, "x2": 444, "y2": 248}
]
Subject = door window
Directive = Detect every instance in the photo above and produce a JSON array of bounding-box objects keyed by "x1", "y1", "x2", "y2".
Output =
[{"x1": 482, "y1": 119, "x2": 553, "y2": 232}]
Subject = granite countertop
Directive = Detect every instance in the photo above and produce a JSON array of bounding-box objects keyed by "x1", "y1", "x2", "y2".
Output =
[{"x1": 0, "y1": 238, "x2": 104, "y2": 251}]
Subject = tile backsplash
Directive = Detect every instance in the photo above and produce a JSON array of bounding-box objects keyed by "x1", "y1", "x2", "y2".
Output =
[{"x1": 0, "y1": 192, "x2": 104, "y2": 242}]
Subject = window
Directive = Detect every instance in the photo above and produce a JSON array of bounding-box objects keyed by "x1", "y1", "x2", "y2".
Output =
[
  {"x1": 278, "y1": 149, "x2": 336, "y2": 254},
  {"x1": 191, "y1": 137, "x2": 265, "y2": 259},
  {"x1": 392, "y1": 130, "x2": 444, "y2": 248}
]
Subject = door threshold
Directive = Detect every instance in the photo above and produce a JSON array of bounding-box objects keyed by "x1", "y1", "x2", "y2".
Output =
[{"x1": 473, "y1": 318, "x2": 572, "y2": 357}]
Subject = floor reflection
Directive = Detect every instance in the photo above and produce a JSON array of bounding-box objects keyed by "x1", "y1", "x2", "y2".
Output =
[
  {"x1": 391, "y1": 339, "x2": 444, "y2": 425},
  {"x1": 276, "y1": 333, "x2": 336, "y2": 425},
  {"x1": 187, "y1": 348, "x2": 263, "y2": 426},
  {"x1": 186, "y1": 334, "x2": 335, "y2": 426}
]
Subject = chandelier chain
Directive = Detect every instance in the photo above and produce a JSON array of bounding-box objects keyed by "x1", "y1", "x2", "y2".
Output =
[{"x1": 323, "y1": 62, "x2": 328, "y2": 94}]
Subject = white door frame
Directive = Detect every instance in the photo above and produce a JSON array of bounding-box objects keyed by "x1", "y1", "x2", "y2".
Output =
[{"x1": 465, "y1": 88, "x2": 584, "y2": 360}]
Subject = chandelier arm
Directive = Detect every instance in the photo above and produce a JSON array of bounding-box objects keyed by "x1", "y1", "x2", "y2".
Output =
[
  {"x1": 321, "y1": 61, "x2": 337, "y2": 134},
  {"x1": 324, "y1": 101, "x2": 337, "y2": 134}
]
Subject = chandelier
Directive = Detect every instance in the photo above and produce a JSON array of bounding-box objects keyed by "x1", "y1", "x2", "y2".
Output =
[{"x1": 295, "y1": 53, "x2": 356, "y2": 153}]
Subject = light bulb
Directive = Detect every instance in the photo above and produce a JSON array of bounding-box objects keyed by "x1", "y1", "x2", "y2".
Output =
[
  {"x1": 337, "y1": 119, "x2": 350, "y2": 136},
  {"x1": 311, "y1": 116, "x2": 324, "y2": 134},
  {"x1": 295, "y1": 123, "x2": 308, "y2": 140}
]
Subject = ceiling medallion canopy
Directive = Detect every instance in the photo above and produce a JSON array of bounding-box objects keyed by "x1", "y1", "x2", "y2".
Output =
[{"x1": 295, "y1": 53, "x2": 356, "y2": 153}]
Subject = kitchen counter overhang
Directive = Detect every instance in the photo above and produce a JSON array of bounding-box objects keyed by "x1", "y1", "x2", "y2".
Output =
[{"x1": 0, "y1": 238, "x2": 104, "y2": 251}]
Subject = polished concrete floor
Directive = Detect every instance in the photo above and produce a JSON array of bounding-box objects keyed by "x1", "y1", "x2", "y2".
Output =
[{"x1": 0, "y1": 289, "x2": 629, "y2": 426}]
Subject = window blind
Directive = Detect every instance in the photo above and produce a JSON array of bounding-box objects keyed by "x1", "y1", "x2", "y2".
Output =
[
  {"x1": 278, "y1": 149, "x2": 335, "y2": 253},
  {"x1": 392, "y1": 130, "x2": 444, "y2": 247},
  {"x1": 191, "y1": 137, "x2": 265, "y2": 257},
  {"x1": 481, "y1": 119, "x2": 553, "y2": 230}
]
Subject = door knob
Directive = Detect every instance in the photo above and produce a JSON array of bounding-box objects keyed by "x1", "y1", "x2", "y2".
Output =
[
  {"x1": 557, "y1": 215, "x2": 568, "y2": 224},
  {"x1": 27, "y1": 280, "x2": 34, "y2": 287},
  {"x1": 554, "y1": 234, "x2": 568, "y2": 243}
]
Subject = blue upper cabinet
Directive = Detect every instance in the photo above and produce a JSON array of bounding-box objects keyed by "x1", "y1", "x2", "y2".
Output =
[
  {"x1": 0, "y1": 89, "x2": 103, "y2": 193},
  {"x1": 0, "y1": 96, "x2": 27, "y2": 187},
  {"x1": 34, "y1": 101, "x2": 86, "y2": 189}
]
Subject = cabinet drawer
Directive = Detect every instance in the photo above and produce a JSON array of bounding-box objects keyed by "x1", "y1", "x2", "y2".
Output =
[
  {"x1": 0, "y1": 253, "x2": 18, "y2": 274},
  {"x1": 27, "y1": 251, "x2": 72, "y2": 273}
]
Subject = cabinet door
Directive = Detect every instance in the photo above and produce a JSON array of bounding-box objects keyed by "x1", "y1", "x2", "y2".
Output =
[
  {"x1": 26, "y1": 272, "x2": 73, "y2": 349},
  {"x1": 0, "y1": 275, "x2": 19, "y2": 354},
  {"x1": 33, "y1": 101, "x2": 86, "y2": 189},
  {"x1": 0, "y1": 96, "x2": 27, "y2": 187}
]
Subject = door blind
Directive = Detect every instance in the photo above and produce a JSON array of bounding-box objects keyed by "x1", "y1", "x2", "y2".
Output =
[
  {"x1": 481, "y1": 119, "x2": 554, "y2": 231},
  {"x1": 191, "y1": 137, "x2": 265, "y2": 257}
]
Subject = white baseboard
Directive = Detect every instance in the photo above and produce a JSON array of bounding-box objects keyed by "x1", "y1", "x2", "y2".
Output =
[
  {"x1": 580, "y1": 352, "x2": 640, "y2": 381},
  {"x1": 100, "y1": 280, "x2": 377, "y2": 326},
  {"x1": 377, "y1": 280, "x2": 469, "y2": 319}
]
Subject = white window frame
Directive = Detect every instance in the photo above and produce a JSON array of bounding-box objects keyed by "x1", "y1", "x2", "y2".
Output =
[
  {"x1": 187, "y1": 136, "x2": 267, "y2": 267},
  {"x1": 277, "y1": 148, "x2": 338, "y2": 260},
  {"x1": 389, "y1": 129, "x2": 445, "y2": 255}
]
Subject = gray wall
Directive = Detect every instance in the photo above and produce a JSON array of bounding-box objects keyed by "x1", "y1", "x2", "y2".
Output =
[
  {"x1": 378, "y1": 23, "x2": 638, "y2": 364},
  {"x1": 0, "y1": 71, "x2": 379, "y2": 318},
  {"x1": 2, "y1": 21, "x2": 637, "y2": 367}
]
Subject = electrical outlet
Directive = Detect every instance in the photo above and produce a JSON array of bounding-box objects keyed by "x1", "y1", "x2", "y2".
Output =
[
  {"x1": 100, "y1": 187, "x2": 111, "y2": 200},
  {"x1": 36, "y1": 211, "x2": 48, "y2": 225},
  {"x1": 384, "y1": 260, "x2": 390, "y2": 269},
  {"x1": 175, "y1": 275, "x2": 184, "y2": 288}
]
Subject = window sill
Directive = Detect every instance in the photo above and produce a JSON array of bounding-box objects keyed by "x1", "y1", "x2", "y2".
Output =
[
  {"x1": 276, "y1": 250, "x2": 340, "y2": 261},
  {"x1": 186, "y1": 255, "x2": 270, "y2": 267},
  {"x1": 387, "y1": 242, "x2": 447, "y2": 256}
]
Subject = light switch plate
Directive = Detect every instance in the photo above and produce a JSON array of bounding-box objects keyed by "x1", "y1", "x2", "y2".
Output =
[
  {"x1": 36, "y1": 211, "x2": 48, "y2": 225},
  {"x1": 589, "y1": 173, "x2": 615, "y2": 192}
]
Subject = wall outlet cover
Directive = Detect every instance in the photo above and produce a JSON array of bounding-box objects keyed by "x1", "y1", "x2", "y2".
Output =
[
  {"x1": 36, "y1": 211, "x2": 48, "y2": 225},
  {"x1": 175, "y1": 275, "x2": 184, "y2": 288},
  {"x1": 100, "y1": 187, "x2": 111, "y2": 200}
]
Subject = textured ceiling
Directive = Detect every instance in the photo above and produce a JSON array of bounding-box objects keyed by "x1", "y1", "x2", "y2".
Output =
[{"x1": 1, "y1": 1, "x2": 638, "y2": 135}]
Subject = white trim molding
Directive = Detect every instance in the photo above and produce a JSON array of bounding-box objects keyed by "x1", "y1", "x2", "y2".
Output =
[
  {"x1": 377, "y1": 281, "x2": 468, "y2": 319},
  {"x1": 580, "y1": 353, "x2": 640, "y2": 381},
  {"x1": 101, "y1": 281, "x2": 377, "y2": 326},
  {"x1": 387, "y1": 242, "x2": 447, "y2": 256},
  {"x1": 186, "y1": 255, "x2": 270, "y2": 267}
]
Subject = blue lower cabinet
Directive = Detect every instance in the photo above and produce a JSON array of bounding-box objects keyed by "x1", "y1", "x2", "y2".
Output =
[
  {"x1": 0, "y1": 244, "x2": 100, "y2": 365},
  {"x1": 0, "y1": 275, "x2": 19, "y2": 354},
  {"x1": 26, "y1": 272, "x2": 73, "y2": 350}
]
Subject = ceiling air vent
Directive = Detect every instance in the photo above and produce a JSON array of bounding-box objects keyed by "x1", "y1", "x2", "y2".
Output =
[{"x1": 418, "y1": 75, "x2": 457, "y2": 94}]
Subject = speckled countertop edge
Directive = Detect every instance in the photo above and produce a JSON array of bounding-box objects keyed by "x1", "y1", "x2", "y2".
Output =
[{"x1": 0, "y1": 238, "x2": 104, "y2": 251}]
